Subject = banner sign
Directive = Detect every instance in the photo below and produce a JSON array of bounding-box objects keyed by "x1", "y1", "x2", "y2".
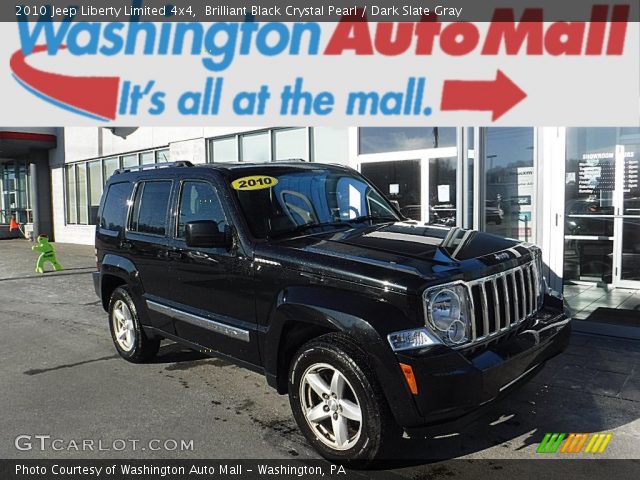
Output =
[{"x1": 0, "y1": 0, "x2": 638, "y2": 126}]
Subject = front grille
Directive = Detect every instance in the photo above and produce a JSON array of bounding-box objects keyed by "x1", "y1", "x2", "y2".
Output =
[{"x1": 467, "y1": 259, "x2": 543, "y2": 343}]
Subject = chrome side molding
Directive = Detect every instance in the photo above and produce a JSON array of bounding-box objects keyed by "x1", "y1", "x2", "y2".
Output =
[{"x1": 146, "y1": 300, "x2": 250, "y2": 342}]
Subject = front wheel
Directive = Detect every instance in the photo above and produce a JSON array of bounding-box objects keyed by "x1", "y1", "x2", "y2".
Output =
[
  {"x1": 108, "y1": 286, "x2": 160, "y2": 363},
  {"x1": 288, "y1": 333, "x2": 398, "y2": 463}
]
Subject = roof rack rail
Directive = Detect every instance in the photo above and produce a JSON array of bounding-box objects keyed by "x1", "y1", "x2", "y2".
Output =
[
  {"x1": 115, "y1": 160, "x2": 193, "y2": 175},
  {"x1": 273, "y1": 158, "x2": 306, "y2": 162}
]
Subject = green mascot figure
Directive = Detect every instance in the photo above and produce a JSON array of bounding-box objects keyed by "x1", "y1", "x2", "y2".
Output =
[{"x1": 32, "y1": 235, "x2": 63, "y2": 274}]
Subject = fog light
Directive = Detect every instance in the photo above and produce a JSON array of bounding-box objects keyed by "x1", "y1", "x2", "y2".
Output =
[{"x1": 387, "y1": 328, "x2": 440, "y2": 352}]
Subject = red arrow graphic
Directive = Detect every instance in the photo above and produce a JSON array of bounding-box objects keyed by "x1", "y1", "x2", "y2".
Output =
[
  {"x1": 10, "y1": 45, "x2": 120, "y2": 121},
  {"x1": 441, "y1": 70, "x2": 527, "y2": 121}
]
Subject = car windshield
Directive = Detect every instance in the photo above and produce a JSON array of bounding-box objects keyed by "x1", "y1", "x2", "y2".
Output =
[{"x1": 229, "y1": 167, "x2": 400, "y2": 239}]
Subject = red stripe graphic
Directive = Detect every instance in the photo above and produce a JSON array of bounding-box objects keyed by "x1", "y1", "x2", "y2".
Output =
[{"x1": 10, "y1": 45, "x2": 120, "y2": 120}]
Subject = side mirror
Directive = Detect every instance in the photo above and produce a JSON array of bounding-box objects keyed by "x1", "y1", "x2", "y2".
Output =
[{"x1": 185, "y1": 221, "x2": 231, "y2": 249}]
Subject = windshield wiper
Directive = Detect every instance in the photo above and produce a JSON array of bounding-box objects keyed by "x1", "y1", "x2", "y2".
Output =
[
  {"x1": 350, "y1": 215, "x2": 398, "y2": 224},
  {"x1": 269, "y1": 216, "x2": 398, "y2": 239},
  {"x1": 269, "y1": 221, "x2": 352, "y2": 239}
]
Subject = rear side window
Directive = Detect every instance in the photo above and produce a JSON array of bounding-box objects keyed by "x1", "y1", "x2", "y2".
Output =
[
  {"x1": 129, "y1": 181, "x2": 172, "y2": 236},
  {"x1": 99, "y1": 182, "x2": 132, "y2": 232}
]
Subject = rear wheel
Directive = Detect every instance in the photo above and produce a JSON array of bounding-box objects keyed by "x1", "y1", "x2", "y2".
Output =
[
  {"x1": 108, "y1": 286, "x2": 160, "y2": 363},
  {"x1": 288, "y1": 333, "x2": 397, "y2": 463}
]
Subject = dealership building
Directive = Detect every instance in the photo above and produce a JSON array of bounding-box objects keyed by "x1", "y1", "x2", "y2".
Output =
[{"x1": 0, "y1": 126, "x2": 638, "y2": 334}]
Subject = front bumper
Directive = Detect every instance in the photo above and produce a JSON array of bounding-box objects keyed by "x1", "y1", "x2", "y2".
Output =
[{"x1": 391, "y1": 306, "x2": 571, "y2": 427}]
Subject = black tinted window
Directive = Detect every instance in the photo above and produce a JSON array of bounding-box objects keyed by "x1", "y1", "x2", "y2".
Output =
[
  {"x1": 230, "y1": 168, "x2": 398, "y2": 239},
  {"x1": 177, "y1": 181, "x2": 227, "y2": 238},
  {"x1": 130, "y1": 181, "x2": 172, "y2": 236},
  {"x1": 99, "y1": 182, "x2": 132, "y2": 232}
]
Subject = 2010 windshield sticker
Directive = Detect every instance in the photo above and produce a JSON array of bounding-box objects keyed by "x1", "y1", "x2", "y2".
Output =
[{"x1": 231, "y1": 176, "x2": 279, "y2": 191}]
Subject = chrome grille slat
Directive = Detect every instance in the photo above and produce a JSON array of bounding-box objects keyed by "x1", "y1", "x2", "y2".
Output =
[
  {"x1": 468, "y1": 289, "x2": 477, "y2": 341},
  {"x1": 523, "y1": 270, "x2": 530, "y2": 318},
  {"x1": 517, "y1": 269, "x2": 527, "y2": 319},
  {"x1": 533, "y1": 261, "x2": 542, "y2": 308},
  {"x1": 515, "y1": 269, "x2": 529, "y2": 318},
  {"x1": 522, "y1": 267, "x2": 529, "y2": 316},
  {"x1": 501, "y1": 275, "x2": 511, "y2": 328},
  {"x1": 491, "y1": 278, "x2": 501, "y2": 330},
  {"x1": 480, "y1": 282, "x2": 489, "y2": 337},
  {"x1": 527, "y1": 265, "x2": 535, "y2": 316},
  {"x1": 524, "y1": 267, "x2": 531, "y2": 316},
  {"x1": 528, "y1": 268, "x2": 534, "y2": 316},
  {"x1": 511, "y1": 271, "x2": 520, "y2": 322}
]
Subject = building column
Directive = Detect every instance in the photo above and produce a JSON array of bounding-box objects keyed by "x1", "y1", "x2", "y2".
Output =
[
  {"x1": 29, "y1": 149, "x2": 53, "y2": 240},
  {"x1": 537, "y1": 127, "x2": 566, "y2": 293}
]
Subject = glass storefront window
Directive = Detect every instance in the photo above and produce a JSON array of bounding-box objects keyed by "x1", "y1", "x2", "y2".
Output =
[
  {"x1": 564, "y1": 128, "x2": 617, "y2": 283},
  {"x1": 274, "y1": 128, "x2": 307, "y2": 161},
  {"x1": 564, "y1": 128, "x2": 640, "y2": 285},
  {"x1": 156, "y1": 149, "x2": 170, "y2": 163},
  {"x1": 359, "y1": 128, "x2": 456, "y2": 155},
  {"x1": 103, "y1": 157, "x2": 119, "y2": 185},
  {"x1": 564, "y1": 238, "x2": 614, "y2": 283},
  {"x1": 16, "y1": 163, "x2": 29, "y2": 215},
  {"x1": 65, "y1": 165, "x2": 77, "y2": 225},
  {"x1": 361, "y1": 160, "x2": 421, "y2": 220},
  {"x1": 621, "y1": 143, "x2": 640, "y2": 283},
  {"x1": 313, "y1": 127, "x2": 349, "y2": 164},
  {"x1": 209, "y1": 128, "x2": 349, "y2": 165},
  {"x1": 88, "y1": 160, "x2": 102, "y2": 225},
  {"x1": 429, "y1": 157, "x2": 457, "y2": 226},
  {"x1": 1, "y1": 161, "x2": 31, "y2": 224},
  {"x1": 484, "y1": 128, "x2": 535, "y2": 242},
  {"x1": 76, "y1": 163, "x2": 88, "y2": 225},
  {"x1": 121, "y1": 154, "x2": 138, "y2": 169},
  {"x1": 241, "y1": 132, "x2": 270, "y2": 163},
  {"x1": 140, "y1": 151, "x2": 155, "y2": 165},
  {"x1": 212, "y1": 137, "x2": 237, "y2": 163}
]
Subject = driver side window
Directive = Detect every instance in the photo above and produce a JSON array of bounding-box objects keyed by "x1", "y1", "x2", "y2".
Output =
[{"x1": 177, "y1": 181, "x2": 227, "y2": 238}]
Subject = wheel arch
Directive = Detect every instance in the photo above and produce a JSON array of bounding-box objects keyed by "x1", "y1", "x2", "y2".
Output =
[
  {"x1": 262, "y1": 286, "x2": 421, "y2": 426},
  {"x1": 99, "y1": 254, "x2": 143, "y2": 311}
]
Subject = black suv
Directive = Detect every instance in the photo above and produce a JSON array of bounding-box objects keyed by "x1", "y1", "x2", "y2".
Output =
[{"x1": 94, "y1": 161, "x2": 570, "y2": 462}]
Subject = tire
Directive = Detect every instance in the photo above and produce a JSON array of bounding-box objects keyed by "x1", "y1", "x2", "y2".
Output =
[
  {"x1": 108, "y1": 286, "x2": 160, "y2": 363},
  {"x1": 288, "y1": 332, "x2": 398, "y2": 464}
]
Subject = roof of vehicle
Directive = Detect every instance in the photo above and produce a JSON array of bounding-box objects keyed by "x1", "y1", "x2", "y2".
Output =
[
  {"x1": 109, "y1": 161, "x2": 353, "y2": 181},
  {"x1": 204, "y1": 161, "x2": 352, "y2": 172}
]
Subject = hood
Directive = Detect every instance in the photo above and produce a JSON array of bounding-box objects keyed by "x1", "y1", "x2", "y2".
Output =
[{"x1": 260, "y1": 222, "x2": 536, "y2": 294}]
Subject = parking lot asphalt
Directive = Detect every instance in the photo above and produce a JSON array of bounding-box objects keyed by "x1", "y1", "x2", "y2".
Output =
[{"x1": 1, "y1": 239, "x2": 639, "y2": 476}]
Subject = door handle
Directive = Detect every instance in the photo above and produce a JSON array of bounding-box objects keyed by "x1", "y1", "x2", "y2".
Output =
[{"x1": 120, "y1": 241, "x2": 132, "y2": 250}]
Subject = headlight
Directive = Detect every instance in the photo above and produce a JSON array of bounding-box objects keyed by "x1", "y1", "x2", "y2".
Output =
[
  {"x1": 429, "y1": 289, "x2": 461, "y2": 331},
  {"x1": 424, "y1": 284, "x2": 471, "y2": 346}
]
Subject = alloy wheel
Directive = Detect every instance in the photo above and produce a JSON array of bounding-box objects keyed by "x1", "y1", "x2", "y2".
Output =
[
  {"x1": 112, "y1": 300, "x2": 136, "y2": 352},
  {"x1": 299, "y1": 362, "x2": 363, "y2": 451}
]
